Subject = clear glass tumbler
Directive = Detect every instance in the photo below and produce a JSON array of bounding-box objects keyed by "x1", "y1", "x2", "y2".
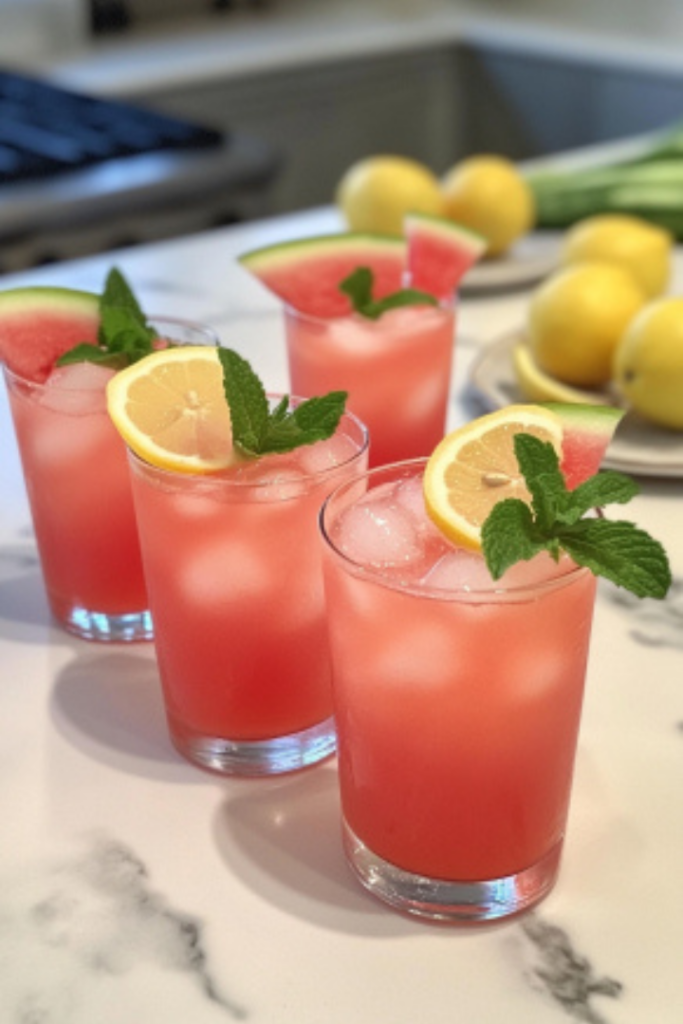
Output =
[
  {"x1": 319, "y1": 459, "x2": 598, "y2": 922},
  {"x1": 127, "y1": 404, "x2": 369, "y2": 776},
  {"x1": 3, "y1": 316, "x2": 217, "y2": 641},
  {"x1": 284, "y1": 301, "x2": 456, "y2": 467}
]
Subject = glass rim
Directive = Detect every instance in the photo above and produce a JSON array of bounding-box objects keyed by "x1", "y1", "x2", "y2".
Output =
[
  {"x1": 319, "y1": 456, "x2": 593, "y2": 602},
  {"x1": 1, "y1": 314, "x2": 220, "y2": 390},
  {"x1": 282, "y1": 294, "x2": 458, "y2": 326},
  {"x1": 126, "y1": 398, "x2": 370, "y2": 492}
]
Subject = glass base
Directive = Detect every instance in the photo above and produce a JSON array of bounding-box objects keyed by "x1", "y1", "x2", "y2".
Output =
[
  {"x1": 170, "y1": 714, "x2": 337, "y2": 777},
  {"x1": 343, "y1": 819, "x2": 562, "y2": 923},
  {"x1": 58, "y1": 604, "x2": 154, "y2": 643}
]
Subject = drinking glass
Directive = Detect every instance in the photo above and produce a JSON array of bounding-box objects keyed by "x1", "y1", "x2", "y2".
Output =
[
  {"x1": 3, "y1": 316, "x2": 217, "y2": 641},
  {"x1": 319, "y1": 459, "x2": 598, "y2": 922},
  {"x1": 127, "y1": 405, "x2": 369, "y2": 776},
  {"x1": 284, "y1": 301, "x2": 456, "y2": 467}
]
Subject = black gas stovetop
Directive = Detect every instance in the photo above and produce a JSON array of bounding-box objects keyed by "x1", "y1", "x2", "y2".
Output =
[{"x1": 0, "y1": 69, "x2": 224, "y2": 186}]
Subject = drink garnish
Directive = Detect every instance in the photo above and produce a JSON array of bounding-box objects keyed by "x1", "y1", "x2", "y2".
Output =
[
  {"x1": 481, "y1": 433, "x2": 671, "y2": 599},
  {"x1": 340, "y1": 267, "x2": 437, "y2": 320},
  {"x1": 57, "y1": 267, "x2": 158, "y2": 369},
  {"x1": 218, "y1": 348, "x2": 347, "y2": 457},
  {"x1": 107, "y1": 345, "x2": 348, "y2": 473}
]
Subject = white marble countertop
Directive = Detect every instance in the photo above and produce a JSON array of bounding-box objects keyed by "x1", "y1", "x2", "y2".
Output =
[{"x1": 1, "y1": 207, "x2": 683, "y2": 1023}]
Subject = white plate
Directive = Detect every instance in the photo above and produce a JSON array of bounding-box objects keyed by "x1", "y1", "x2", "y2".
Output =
[
  {"x1": 468, "y1": 332, "x2": 683, "y2": 478},
  {"x1": 460, "y1": 233, "x2": 562, "y2": 294}
]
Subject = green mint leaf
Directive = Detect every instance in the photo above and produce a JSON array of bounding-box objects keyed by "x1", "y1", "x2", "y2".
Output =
[
  {"x1": 557, "y1": 518, "x2": 672, "y2": 599},
  {"x1": 58, "y1": 266, "x2": 157, "y2": 369},
  {"x1": 480, "y1": 430, "x2": 672, "y2": 600},
  {"x1": 339, "y1": 267, "x2": 437, "y2": 321},
  {"x1": 259, "y1": 392, "x2": 348, "y2": 454},
  {"x1": 481, "y1": 498, "x2": 553, "y2": 579},
  {"x1": 563, "y1": 470, "x2": 640, "y2": 524},
  {"x1": 218, "y1": 348, "x2": 347, "y2": 457},
  {"x1": 340, "y1": 267, "x2": 374, "y2": 311},
  {"x1": 363, "y1": 288, "x2": 438, "y2": 320},
  {"x1": 218, "y1": 348, "x2": 270, "y2": 456},
  {"x1": 100, "y1": 266, "x2": 147, "y2": 335},
  {"x1": 513, "y1": 434, "x2": 568, "y2": 531},
  {"x1": 55, "y1": 343, "x2": 129, "y2": 369}
]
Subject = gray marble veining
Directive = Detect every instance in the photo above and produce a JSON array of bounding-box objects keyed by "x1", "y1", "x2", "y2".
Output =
[
  {"x1": 522, "y1": 915, "x2": 623, "y2": 1024},
  {"x1": 0, "y1": 837, "x2": 246, "y2": 1023}
]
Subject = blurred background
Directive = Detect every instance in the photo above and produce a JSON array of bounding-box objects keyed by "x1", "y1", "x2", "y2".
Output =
[{"x1": 2, "y1": 0, "x2": 683, "y2": 270}]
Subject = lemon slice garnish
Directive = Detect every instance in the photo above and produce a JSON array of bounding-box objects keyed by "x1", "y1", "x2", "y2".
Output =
[
  {"x1": 423, "y1": 405, "x2": 563, "y2": 551},
  {"x1": 106, "y1": 346, "x2": 241, "y2": 474}
]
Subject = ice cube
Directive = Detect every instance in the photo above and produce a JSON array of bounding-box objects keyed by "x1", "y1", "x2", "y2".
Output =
[
  {"x1": 335, "y1": 498, "x2": 422, "y2": 567},
  {"x1": 400, "y1": 370, "x2": 447, "y2": 426},
  {"x1": 231, "y1": 455, "x2": 308, "y2": 501},
  {"x1": 506, "y1": 645, "x2": 567, "y2": 702},
  {"x1": 180, "y1": 536, "x2": 271, "y2": 609},
  {"x1": 295, "y1": 433, "x2": 358, "y2": 475},
  {"x1": 40, "y1": 363, "x2": 115, "y2": 416},
  {"x1": 421, "y1": 550, "x2": 495, "y2": 592},
  {"x1": 369, "y1": 619, "x2": 464, "y2": 692},
  {"x1": 500, "y1": 551, "x2": 576, "y2": 589},
  {"x1": 391, "y1": 477, "x2": 445, "y2": 540}
]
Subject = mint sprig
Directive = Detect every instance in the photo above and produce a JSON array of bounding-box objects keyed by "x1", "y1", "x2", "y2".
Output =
[
  {"x1": 340, "y1": 267, "x2": 438, "y2": 320},
  {"x1": 57, "y1": 267, "x2": 158, "y2": 369},
  {"x1": 218, "y1": 348, "x2": 347, "y2": 458},
  {"x1": 481, "y1": 434, "x2": 672, "y2": 599}
]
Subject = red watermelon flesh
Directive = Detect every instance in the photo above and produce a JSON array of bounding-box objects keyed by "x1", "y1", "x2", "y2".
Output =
[
  {"x1": 405, "y1": 213, "x2": 486, "y2": 299},
  {"x1": 239, "y1": 233, "x2": 407, "y2": 318},
  {"x1": 549, "y1": 402, "x2": 626, "y2": 489},
  {"x1": 0, "y1": 287, "x2": 100, "y2": 383}
]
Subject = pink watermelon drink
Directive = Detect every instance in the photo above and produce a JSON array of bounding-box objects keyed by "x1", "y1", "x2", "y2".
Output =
[
  {"x1": 0, "y1": 280, "x2": 216, "y2": 641},
  {"x1": 240, "y1": 218, "x2": 485, "y2": 468},
  {"x1": 5, "y1": 360, "x2": 150, "y2": 636},
  {"x1": 284, "y1": 301, "x2": 455, "y2": 467},
  {"x1": 318, "y1": 403, "x2": 670, "y2": 921},
  {"x1": 127, "y1": 405, "x2": 369, "y2": 776},
  {"x1": 320, "y1": 461, "x2": 597, "y2": 919}
]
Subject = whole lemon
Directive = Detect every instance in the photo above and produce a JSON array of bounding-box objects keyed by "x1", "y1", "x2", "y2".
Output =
[
  {"x1": 441, "y1": 154, "x2": 535, "y2": 256},
  {"x1": 561, "y1": 214, "x2": 673, "y2": 298},
  {"x1": 527, "y1": 262, "x2": 647, "y2": 388},
  {"x1": 336, "y1": 155, "x2": 443, "y2": 235},
  {"x1": 613, "y1": 298, "x2": 683, "y2": 430}
]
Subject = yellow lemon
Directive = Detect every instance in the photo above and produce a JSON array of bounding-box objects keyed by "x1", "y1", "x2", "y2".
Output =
[
  {"x1": 613, "y1": 298, "x2": 683, "y2": 430},
  {"x1": 512, "y1": 342, "x2": 608, "y2": 405},
  {"x1": 561, "y1": 213, "x2": 673, "y2": 298},
  {"x1": 336, "y1": 155, "x2": 443, "y2": 235},
  {"x1": 106, "y1": 346, "x2": 242, "y2": 473},
  {"x1": 440, "y1": 155, "x2": 535, "y2": 257},
  {"x1": 527, "y1": 262, "x2": 647, "y2": 388},
  {"x1": 423, "y1": 405, "x2": 563, "y2": 551}
]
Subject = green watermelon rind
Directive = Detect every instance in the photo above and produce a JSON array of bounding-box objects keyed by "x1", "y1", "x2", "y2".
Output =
[
  {"x1": 0, "y1": 286, "x2": 99, "y2": 317},
  {"x1": 405, "y1": 212, "x2": 487, "y2": 298},
  {"x1": 239, "y1": 232, "x2": 406, "y2": 272},
  {"x1": 542, "y1": 401, "x2": 626, "y2": 486},
  {"x1": 239, "y1": 232, "x2": 408, "y2": 317},
  {"x1": 405, "y1": 212, "x2": 487, "y2": 255},
  {"x1": 0, "y1": 286, "x2": 100, "y2": 381},
  {"x1": 544, "y1": 401, "x2": 625, "y2": 440}
]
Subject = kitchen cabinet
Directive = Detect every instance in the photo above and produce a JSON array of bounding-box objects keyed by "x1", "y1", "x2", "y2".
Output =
[
  {"x1": 457, "y1": 44, "x2": 683, "y2": 159},
  {"x1": 126, "y1": 47, "x2": 463, "y2": 213}
]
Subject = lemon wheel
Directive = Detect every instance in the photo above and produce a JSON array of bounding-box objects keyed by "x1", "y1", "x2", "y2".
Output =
[
  {"x1": 106, "y1": 346, "x2": 240, "y2": 473},
  {"x1": 423, "y1": 405, "x2": 563, "y2": 550}
]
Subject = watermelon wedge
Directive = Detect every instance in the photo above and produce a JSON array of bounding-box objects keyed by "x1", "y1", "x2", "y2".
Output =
[
  {"x1": 238, "y1": 234, "x2": 407, "y2": 318},
  {"x1": 405, "y1": 213, "x2": 486, "y2": 299},
  {"x1": 0, "y1": 286, "x2": 100, "y2": 383},
  {"x1": 547, "y1": 402, "x2": 625, "y2": 489}
]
